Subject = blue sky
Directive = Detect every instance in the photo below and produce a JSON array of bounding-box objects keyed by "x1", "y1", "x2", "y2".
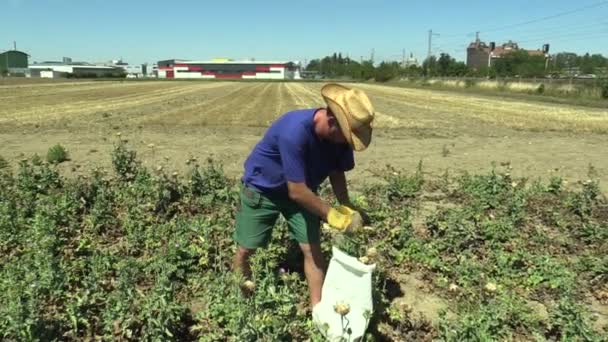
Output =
[{"x1": 1, "y1": 0, "x2": 607, "y2": 65}]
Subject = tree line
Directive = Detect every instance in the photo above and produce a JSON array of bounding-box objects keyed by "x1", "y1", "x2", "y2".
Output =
[{"x1": 304, "y1": 51, "x2": 608, "y2": 81}]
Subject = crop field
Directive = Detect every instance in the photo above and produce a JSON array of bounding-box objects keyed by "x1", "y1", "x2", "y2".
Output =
[
  {"x1": 0, "y1": 80, "x2": 607, "y2": 340},
  {"x1": 1, "y1": 81, "x2": 608, "y2": 193}
]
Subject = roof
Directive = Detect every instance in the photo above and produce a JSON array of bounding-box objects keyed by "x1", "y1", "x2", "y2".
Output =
[
  {"x1": 162, "y1": 59, "x2": 294, "y2": 65},
  {"x1": 34, "y1": 61, "x2": 97, "y2": 66},
  {"x1": 29, "y1": 64, "x2": 118, "y2": 70},
  {"x1": 0, "y1": 50, "x2": 30, "y2": 57},
  {"x1": 468, "y1": 40, "x2": 546, "y2": 58}
]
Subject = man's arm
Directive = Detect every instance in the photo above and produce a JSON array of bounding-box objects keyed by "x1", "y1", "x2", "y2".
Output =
[
  {"x1": 329, "y1": 170, "x2": 371, "y2": 224},
  {"x1": 287, "y1": 181, "x2": 331, "y2": 220},
  {"x1": 329, "y1": 171, "x2": 351, "y2": 205}
]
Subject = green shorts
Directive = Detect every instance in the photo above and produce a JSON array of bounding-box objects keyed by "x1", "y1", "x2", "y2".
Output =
[{"x1": 234, "y1": 184, "x2": 321, "y2": 249}]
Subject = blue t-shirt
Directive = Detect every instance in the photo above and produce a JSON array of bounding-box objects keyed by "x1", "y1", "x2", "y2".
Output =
[{"x1": 243, "y1": 108, "x2": 354, "y2": 194}]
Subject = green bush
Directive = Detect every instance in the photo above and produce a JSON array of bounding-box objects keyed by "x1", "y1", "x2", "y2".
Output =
[
  {"x1": 46, "y1": 144, "x2": 69, "y2": 164},
  {"x1": 601, "y1": 81, "x2": 608, "y2": 99},
  {"x1": 0, "y1": 149, "x2": 606, "y2": 341},
  {"x1": 0, "y1": 155, "x2": 7, "y2": 170},
  {"x1": 111, "y1": 140, "x2": 140, "y2": 181},
  {"x1": 536, "y1": 83, "x2": 545, "y2": 95}
]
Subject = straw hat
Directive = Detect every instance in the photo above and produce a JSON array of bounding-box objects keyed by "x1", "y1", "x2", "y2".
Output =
[{"x1": 321, "y1": 83, "x2": 374, "y2": 151}]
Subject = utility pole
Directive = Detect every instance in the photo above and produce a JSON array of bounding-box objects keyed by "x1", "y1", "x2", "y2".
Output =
[
  {"x1": 402, "y1": 49, "x2": 406, "y2": 68},
  {"x1": 370, "y1": 48, "x2": 375, "y2": 64},
  {"x1": 427, "y1": 30, "x2": 432, "y2": 62},
  {"x1": 427, "y1": 29, "x2": 439, "y2": 75}
]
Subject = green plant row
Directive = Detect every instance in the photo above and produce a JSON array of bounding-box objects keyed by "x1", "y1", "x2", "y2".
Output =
[{"x1": 0, "y1": 144, "x2": 606, "y2": 341}]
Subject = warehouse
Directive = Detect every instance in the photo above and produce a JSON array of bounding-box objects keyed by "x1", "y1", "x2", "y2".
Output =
[
  {"x1": 156, "y1": 59, "x2": 301, "y2": 80},
  {"x1": 0, "y1": 50, "x2": 29, "y2": 76},
  {"x1": 29, "y1": 61, "x2": 125, "y2": 78}
]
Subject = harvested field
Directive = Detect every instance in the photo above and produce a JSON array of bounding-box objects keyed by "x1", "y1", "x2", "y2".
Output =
[
  {"x1": 1, "y1": 80, "x2": 607, "y2": 192},
  {"x1": 1, "y1": 79, "x2": 607, "y2": 340}
]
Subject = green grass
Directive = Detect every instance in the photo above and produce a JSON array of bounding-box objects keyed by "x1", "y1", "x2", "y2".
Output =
[
  {"x1": 385, "y1": 79, "x2": 608, "y2": 109},
  {"x1": 0, "y1": 141, "x2": 606, "y2": 341},
  {"x1": 46, "y1": 144, "x2": 69, "y2": 164}
]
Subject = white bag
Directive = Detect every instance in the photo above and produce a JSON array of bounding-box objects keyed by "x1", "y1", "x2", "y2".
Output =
[{"x1": 313, "y1": 247, "x2": 376, "y2": 341}]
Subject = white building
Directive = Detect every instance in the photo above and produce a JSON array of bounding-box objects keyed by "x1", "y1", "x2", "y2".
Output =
[
  {"x1": 156, "y1": 59, "x2": 301, "y2": 80},
  {"x1": 29, "y1": 60, "x2": 124, "y2": 78}
]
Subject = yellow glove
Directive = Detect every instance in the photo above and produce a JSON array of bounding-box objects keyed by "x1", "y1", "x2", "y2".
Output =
[{"x1": 327, "y1": 206, "x2": 363, "y2": 232}]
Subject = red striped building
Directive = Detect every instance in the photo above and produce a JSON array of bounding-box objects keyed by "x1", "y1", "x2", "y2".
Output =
[{"x1": 156, "y1": 59, "x2": 300, "y2": 80}]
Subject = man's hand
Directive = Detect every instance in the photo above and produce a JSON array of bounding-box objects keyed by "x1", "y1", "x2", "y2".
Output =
[
  {"x1": 346, "y1": 204, "x2": 371, "y2": 225},
  {"x1": 329, "y1": 171, "x2": 371, "y2": 225},
  {"x1": 327, "y1": 205, "x2": 363, "y2": 232}
]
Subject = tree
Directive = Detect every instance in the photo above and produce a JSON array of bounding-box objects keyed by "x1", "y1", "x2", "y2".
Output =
[
  {"x1": 492, "y1": 50, "x2": 545, "y2": 77},
  {"x1": 305, "y1": 59, "x2": 320, "y2": 72},
  {"x1": 437, "y1": 53, "x2": 452, "y2": 76},
  {"x1": 422, "y1": 56, "x2": 438, "y2": 76},
  {"x1": 405, "y1": 64, "x2": 423, "y2": 77},
  {"x1": 448, "y1": 61, "x2": 468, "y2": 76},
  {"x1": 435, "y1": 53, "x2": 469, "y2": 77},
  {"x1": 579, "y1": 53, "x2": 594, "y2": 74},
  {"x1": 374, "y1": 61, "x2": 401, "y2": 82}
]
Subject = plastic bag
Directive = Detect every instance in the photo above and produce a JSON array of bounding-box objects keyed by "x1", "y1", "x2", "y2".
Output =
[{"x1": 313, "y1": 246, "x2": 376, "y2": 341}]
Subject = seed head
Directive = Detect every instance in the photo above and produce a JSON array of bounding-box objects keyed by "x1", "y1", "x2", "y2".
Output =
[
  {"x1": 358, "y1": 256, "x2": 371, "y2": 264},
  {"x1": 366, "y1": 247, "x2": 378, "y2": 258},
  {"x1": 243, "y1": 280, "x2": 256, "y2": 291},
  {"x1": 485, "y1": 282, "x2": 498, "y2": 293},
  {"x1": 334, "y1": 302, "x2": 350, "y2": 316}
]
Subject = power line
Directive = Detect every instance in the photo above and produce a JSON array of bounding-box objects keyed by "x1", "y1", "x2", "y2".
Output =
[
  {"x1": 481, "y1": 0, "x2": 608, "y2": 33},
  {"x1": 519, "y1": 31, "x2": 608, "y2": 45},
  {"x1": 514, "y1": 28, "x2": 608, "y2": 44},
  {"x1": 435, "y1": 20, "x2": 608, "y2": 47},
  {"x1": 433, "y1": 1, "x2": 608, "y2": 41},
  {"x1": 488, "y1": 19, "x2": 608, "y2": 37}
]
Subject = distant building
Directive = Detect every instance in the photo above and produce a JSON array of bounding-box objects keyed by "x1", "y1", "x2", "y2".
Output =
[
  {"x1": 404, "y1": 53, "x2": 419, "y2": 67},
  {"x1": 467, "y1": 38, "x2": 548, "y2": 71},
  {"x1": 156, "y1": 59, "x2": 301, "y2": 80},
  {"x1": 106, "y1": 59, "x2": 149, "y2": 78},
  {"x1": 0, "y1": 50, "x2": 29, "y2": 76},
  {"x1": 29, "y1": 58, "x2": 124, "y2": 78}
]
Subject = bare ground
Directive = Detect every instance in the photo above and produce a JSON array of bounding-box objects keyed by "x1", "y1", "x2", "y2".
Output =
[{"x1": 0, "y1": 80, "x2": 607, "y2": 193}]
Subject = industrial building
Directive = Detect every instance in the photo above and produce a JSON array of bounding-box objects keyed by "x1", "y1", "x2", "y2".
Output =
[
  {"x1": 467, "y1": 38, "x2": 548, "y2": 71},
  {"x1": 156, "y1": 59, "x2": 301, "y2": 79},
  {"x1": 108, "y1": 59, "x2": 150, "y2": 78},
  {"x1": 29, "y1": 57, "x2": 125, "y2": 78},
  {"x1": 0, "y1": 50, "x2": 29, "y2": 76}
]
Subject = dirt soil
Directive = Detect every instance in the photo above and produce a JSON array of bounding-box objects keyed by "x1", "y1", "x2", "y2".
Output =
[
  {"x1": 1, "y1": 80, "x2": 607, "y2": 193},
  {"x1": 1, "y1": 79, "x2": 607, "y2": 336}
]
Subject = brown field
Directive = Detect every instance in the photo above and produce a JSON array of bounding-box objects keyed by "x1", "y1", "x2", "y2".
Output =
[{"x1": 1, "y1": 80, "x2": 607, "y2": 192}]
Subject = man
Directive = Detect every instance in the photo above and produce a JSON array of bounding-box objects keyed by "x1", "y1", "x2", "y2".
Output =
[{"x1": 232, "y1": 83, "x2": 374, "y2": 308}]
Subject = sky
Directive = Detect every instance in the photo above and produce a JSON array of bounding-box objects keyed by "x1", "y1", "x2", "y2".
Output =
[{"x1": 1, "y1": 0, "x2": 607, "y2": 66}]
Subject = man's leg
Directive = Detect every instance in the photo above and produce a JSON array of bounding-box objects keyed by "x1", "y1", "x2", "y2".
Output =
[
  {"x1": 232, "y1": 185, "x2": 279, "y2": 283},
  {"x1": 282, "y1": 197, "x2": 324, "y2": 307},
  {"x1": 233, "y1": 245, "x2": 255, "y2": 279},
  {"x1": 299, "y1": 242, "x2": 325, "y2": 307}
]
